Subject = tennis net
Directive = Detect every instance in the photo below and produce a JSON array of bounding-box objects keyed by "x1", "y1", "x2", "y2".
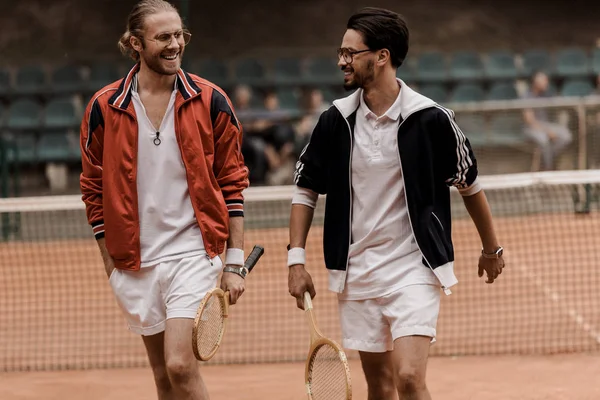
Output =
[{"x1": 1, "y1": 170, "x2": 600, "y2": 372}]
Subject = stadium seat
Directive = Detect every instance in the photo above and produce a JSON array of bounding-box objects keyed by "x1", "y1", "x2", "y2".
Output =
[
  {"x1": 275, "y1": 88, "x2": 301, "y2": 111},
  {"x1": 87, "y1": 63, "x2": 120, "y2": 92},
  {"x1": 455, "y1": 114, "x2": 486, "y2": 147},
  {"x1": 3, "y1": 133, "x2": 37, "y2": 164},
  {"x1": 396, "y1": 58, "x2": 416, "y2": 83},
  {"x1": 521, "y1": 49, "x2": 553, "y2": 77},
  {"x1": 592, "y1": 48, "x2": 600, "y2": 75},
  {"x1": 194, "y1": 59, "x2": 229, "y2": 87},
  {"x1": 449, "y1": 83, "x2": 485, "y2": 103},
  {"x1": 450, "y1": 51, "x2": 484, "y2": 81},
  {"x1": 233, "y1": 58, "x2": 267, "y2": 86},
  {"x1": 489, "y1": 114, "x2": 526, "y2": 146},
  {"x1": 273, "y1": 57, "x2": 303, "y2": 85},
  {"x1": 419, "y1": 84, "x2": 448, "y2": 103},
  {"x1": 416, "y1": 52, "x2": 447, "y2": 82},
  {"x1": 560, "y1": 79, "x2": 594, "y2": 97},
  {"x1": 484, "y1": 51, "x2": 518, "y2": 80},
  {"x1": 0, "y1": 68, "x2": 10, "y2": 97},
  {"x1": 305, "y1": 56, "x2": 341, "y2": 85},
  {"x1": 487, "y1": 82, "x2": 518, "y2": 101},
  {"x1": 555, "y1": 47, "x2": 590, "y2": 78},
  {"x1": 37, "y1": 132, "x2": 80, "y2": 162},
  {"x1": 6, "y1": 99, "x2": 43, "y2": 130},
  {"x1": 51, "y1": 65, "x2": 84, "y2": 94},
  {"x1": 44, "y1": 97, "x2": 79, "y2": 129},
  {"x1": 14, "y1": 65, "x2": 47, "y2": 95}
]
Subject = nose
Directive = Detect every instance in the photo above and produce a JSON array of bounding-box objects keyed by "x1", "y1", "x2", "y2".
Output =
[
  {"x1": 337, "y1": 56, "x2": 348, "y2": 68},
  {"x1": 167, "y1": 35, "x2": 181, "y2": 50}
]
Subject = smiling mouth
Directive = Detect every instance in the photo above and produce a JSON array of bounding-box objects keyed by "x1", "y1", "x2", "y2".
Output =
[{"x1": 161, "y1": 53, "x2": 179, "y2": 61}]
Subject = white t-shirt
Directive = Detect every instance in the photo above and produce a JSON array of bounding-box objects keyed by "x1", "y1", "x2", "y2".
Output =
[{"x1": 131, "y1": 76, "x2": 206, "y2": 267}]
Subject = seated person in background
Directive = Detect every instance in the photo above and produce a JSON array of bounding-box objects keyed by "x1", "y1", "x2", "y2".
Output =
[
  {"x1": 233, "y1": 84, "x2": 268, "y2": 184},
  {"x1": 522, "y1": 71, "x2": 573, "y2": 171},
  {"x1": 294, "y1": 88, "x2": 331, "y2": 158}
]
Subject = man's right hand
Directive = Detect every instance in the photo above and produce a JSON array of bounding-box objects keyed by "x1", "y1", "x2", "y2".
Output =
[{"x1": 288, "y1": 264, "x2": 316, "y2": 310}]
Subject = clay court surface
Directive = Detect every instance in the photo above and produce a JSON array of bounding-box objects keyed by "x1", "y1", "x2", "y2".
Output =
[{"x1": 1, "y1": 200, "x2": 600, "y2": 398}]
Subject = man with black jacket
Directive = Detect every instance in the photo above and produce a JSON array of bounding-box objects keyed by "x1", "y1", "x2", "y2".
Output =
[{"x1": 286, "y1": 7, "x2": 505, "y2": 400}]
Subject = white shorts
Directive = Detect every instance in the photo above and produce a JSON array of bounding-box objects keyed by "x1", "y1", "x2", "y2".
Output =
[
  {"x1": 108, "y1": 253, "x2": 222, "y2": 336},
  {"x1": 338, "y1": 284, "x2": 441, "y2": 353}
]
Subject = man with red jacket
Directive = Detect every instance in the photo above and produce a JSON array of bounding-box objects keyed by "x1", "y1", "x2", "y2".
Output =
[{"x1": 79, "y1": 1, "x2": 249, "y2": 399}]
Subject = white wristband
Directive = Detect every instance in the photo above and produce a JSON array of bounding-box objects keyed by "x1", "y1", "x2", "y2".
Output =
[
  {"x1": 225, "y1": 248, "x2": 245, "y2": 267},
  {"x1": 287, "y1": 247, "x2": 306, "y2": 267}
]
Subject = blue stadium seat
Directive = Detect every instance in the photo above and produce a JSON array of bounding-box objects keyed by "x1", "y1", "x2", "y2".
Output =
[
  {"x1": 6, "y1": 99, "x2": 43, "y2": 130},
  {"x1": 44, "y1": 97, "x2": 79, "y2": 129},
  {"x1": 592, "y1": 48, "x2": 600, "y2": 75},
  {"x1": 489, "y1": 114, "x2": 526, "y2": 146},
  {"x1": 419, "y1": 84, "x2": 448, "y2": 103},
  {"x1": 449, "y1": 83, "x2": 485, "y2": 103},
  {"x1": 487, "y1": 82, "x2": 518, "y2": 101},
  {"x1": 14, "y1": 65, "x2": 47, "y2": 95},
  {"x1": 3, "y1": 133, "x2": 37, "y2": 164},
  {"x1": 37, "y1": 132, "x2": 80, "y2": 162},
  {"x1": 396, "y1": 58, "x2": 416, "y2": 83},
  {"x1": 555, "y1": 47, "x2": 590, "y2": 78},
  {"x1": 450, "y1": 51, "x2": 484, "y2": 81},
  {"x1": 51, "y1": 65, "x2": 84, "y2": 94},
  {"x1": 0, "y1": 68, "x2": 10, "y2": 97},
  {"x1": 87, "y1": 63, "x2": 120, "y2": 92},
  {"x1": 560, "y1": 79, "x2": 594, "y2": 97},
  {"x1": 484, "y1": 51, "x2": 518, "y2": 80},
  {"x1": 194, "y1": 59, "x2": 229, "y2": 87},
  {"x1": 273, "y1": 57, "x2": 302, "y2": 85},
  {"x1": 416, "y1": 52, "x2": 447, "y2": 82},
  {"x1": 274, "y1": 88, "x2": 301, "y2": 111},
  {"x1": 521, "y1": 49, "x2": 553, "y2": 77},
  {"x1": 455, "y1": 114, "x2": 486, "y2": 147},
  {"x1": 305, "y1": 56, "x2": 341, "y2": 85},
  {"x1": 233, "y1": 58, "x2": 267, "y2": 86},
  {"x1": 0, "y1": 103, "x2": 4, "y2": 128}
]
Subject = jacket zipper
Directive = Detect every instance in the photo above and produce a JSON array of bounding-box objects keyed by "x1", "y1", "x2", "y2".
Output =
[
  {"x1": 394, "y1": 108, "x2": 452, "y2": 295},
  {"x1": 341, "y1": 115, "x2": 353, "y2": 293}
]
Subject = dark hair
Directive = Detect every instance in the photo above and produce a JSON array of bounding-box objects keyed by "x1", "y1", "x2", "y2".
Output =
[{"x1": 347, "y1": 7, "x2": 409, "y2": 68}]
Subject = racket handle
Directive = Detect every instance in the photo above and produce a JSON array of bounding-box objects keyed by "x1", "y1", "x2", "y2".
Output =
[
  {"x1": 303, "y1": 291, "x2": 313, "y2": 310},
  {"x1": 244, "y1": 245, "x2": 264, "y2": 272}
]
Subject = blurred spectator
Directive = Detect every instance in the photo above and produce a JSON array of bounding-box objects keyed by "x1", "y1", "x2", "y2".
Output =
[
  {"x1": 233, "y1": 85, "x2": 269, "y2": 185},
  {"x1": 522, "y1": 71, "x2": 573, "y2": 170},
  {"x1": 294, "y1": 88, "x2": 331, "y2": 157}
]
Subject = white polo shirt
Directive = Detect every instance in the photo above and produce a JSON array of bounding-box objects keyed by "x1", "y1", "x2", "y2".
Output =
[
  {"x1": 131, "y1": 76, "x2": 206, "y2": 267},
  {"x1": 338, "y1": 86, "x2": 439, "y2": 300}
]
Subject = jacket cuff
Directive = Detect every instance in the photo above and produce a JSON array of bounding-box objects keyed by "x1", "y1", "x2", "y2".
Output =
[
  {"x1": 225, "y1": 199, "x2": 244, "y2": 217},
  {"x1": 457, "y1": 178, "x2": 482, "y2": 196},
  {"x1": 91, "y1": 220, "x2": 105, "y2": 240}
]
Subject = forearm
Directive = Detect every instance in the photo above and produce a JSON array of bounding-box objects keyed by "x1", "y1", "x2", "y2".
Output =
[
  {"x1": 289, "y1": 204, "x2": 315, "y2": 249},
  {"x1": 227, "y1": 216, "x2": 244, "y2": 250},
  {"x1": 95, "y1": 237, "x2": 113, "y2": 265},
  {"x1": 462, "y1": 190, "x2": 500, "y2": 252}
]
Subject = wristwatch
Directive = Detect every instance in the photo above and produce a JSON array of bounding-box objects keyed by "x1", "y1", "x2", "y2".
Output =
[
  {"x1": 223, "y1": 265, "x2": 249, "y2": 279},
  {"x1": 481, "y1": 246, "x2": 504, "y2": 259}
]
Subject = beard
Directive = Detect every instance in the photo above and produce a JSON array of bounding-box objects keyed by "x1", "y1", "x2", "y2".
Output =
[
  {"x1": 140, "y1": 47, "x2": 184, "y2": 76},
  {"x1": 343, "y1": 59, "x2": 375, "y2": 91}
]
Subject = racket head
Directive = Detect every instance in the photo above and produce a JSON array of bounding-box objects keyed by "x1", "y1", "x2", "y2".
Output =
[
  {"x1": 192, "y1": 287, "x2": 228, "y2": 361},
  {"x1": 305, "y1": 337, "x2": 352, "y2": 400}
]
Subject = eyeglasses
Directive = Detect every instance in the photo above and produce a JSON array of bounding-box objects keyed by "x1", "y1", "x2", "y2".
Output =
[
  {"x1": 337, "y1": 48, "x2": 372, "y2": 63},
  {"x1": 145, "y1": 29, "x2": 192, "y2": 47}
]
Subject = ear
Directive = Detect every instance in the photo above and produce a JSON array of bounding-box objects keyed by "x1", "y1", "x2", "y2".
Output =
[
  {"x1": 130, "y1": 35, "x2": 144, "y2": 53},
  {"x1": 377, "y1": 49, "x2": 390, "y2": 66}
]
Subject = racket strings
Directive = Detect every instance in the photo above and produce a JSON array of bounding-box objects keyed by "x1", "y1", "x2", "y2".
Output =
[
  {"x1": 308, "y1": 344, "x2": 349, "y2": 399},
  {"x1": 196, "y1": 295, "x2": 225, "y2": 358}
]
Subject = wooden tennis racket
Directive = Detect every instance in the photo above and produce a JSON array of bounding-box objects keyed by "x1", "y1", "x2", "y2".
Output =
[
  {"x1": 303, "y1": 291, "x2": 352, "y2": 400},
  {"x1": 192, "y1": 245, "x2": 264, "y2": 362}
]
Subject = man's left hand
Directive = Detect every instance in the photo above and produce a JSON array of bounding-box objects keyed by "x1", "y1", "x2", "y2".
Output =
[
  {"x1": 478, "y1": 254, "x2": 505, "y2": 284},
  {"x1": 220, "y1": 269, "x2": 245, "y2": 305}
]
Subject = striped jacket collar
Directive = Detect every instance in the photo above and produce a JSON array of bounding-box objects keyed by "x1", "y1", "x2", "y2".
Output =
[{"x1": 108, "y1": 63, "x2": 202, "y2": 110}]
